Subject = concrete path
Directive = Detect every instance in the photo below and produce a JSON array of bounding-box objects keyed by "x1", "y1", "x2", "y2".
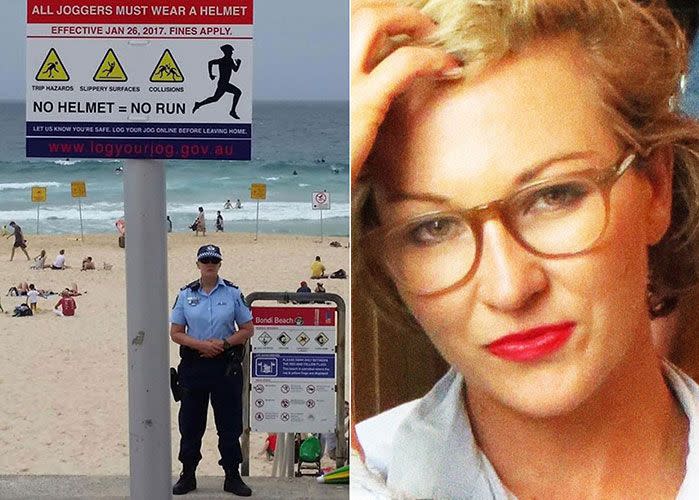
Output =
[{"x1": 0, "y1": 475, "x2": 348, "y2": 499}]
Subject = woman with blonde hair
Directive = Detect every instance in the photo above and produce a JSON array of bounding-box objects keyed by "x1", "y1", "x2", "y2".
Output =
[{"x1": 351, "y1": 0, "x2": 699, "y2": 497}]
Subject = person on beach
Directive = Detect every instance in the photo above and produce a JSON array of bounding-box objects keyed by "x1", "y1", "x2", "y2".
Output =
[
  {"x1": 81, "y1": 256, "x2": 95, "y2": 271},
  {"x1": 167, "y1": 216, "x2": 173, "y2": 233},
  {"x1": 170, "y1": 244, "x2": 254, "y2": 496},
  {"x1": 310, "y1": 255, "x2": 327, "y2": 279},
  {"x1": 53, "y1": 290, "x2": 76, "y2": 317},
  {"x1": 31, "y1": 249, "x2": 48, "y2": 270},
  {"x1": 216, "y1": 211, "x2": 224, "y2": 232},
  {"x1": 50, "y1": 249, "x2": 66, "y2": 270},
  {"x1": 6, "y1": 222, "x2": 30, "y2": 261},
  {"x1": 194, "y1": 207, "x2": 206, "y2": 237},
  {"x1": 296, "y1": 281, "x2": 312, "y2": 304},
  {"x1": 7, "y1": 282, "x2": 29, "y2": 297},
  {"x1": 297, "y1": 281, "x2": 312, "y2": 294},
  {"x1": 26, "y1": 284, "x2": 39, "y2": 314},
  {"x1": 235, "y1": 199, "x2": 242, "y2": 209},
  {"x1": 224, "y1": 200, "x2": 233, "y2": 209},
  {"x1": 65, "y1": 283, "x2": 82, "y2": 297},
  {"x1": 351, "y1": 0, "x2": 699, "y2": 497}
]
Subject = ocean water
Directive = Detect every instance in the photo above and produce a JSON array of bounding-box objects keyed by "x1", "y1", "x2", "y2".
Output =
[{"x1": 0, "y1": 101, "x2": 349, "y2": 236}]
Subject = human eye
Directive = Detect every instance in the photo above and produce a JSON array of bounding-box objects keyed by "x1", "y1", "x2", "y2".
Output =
[
  {"x1": 520, "y1": 180, "x2": 593, "y2": 216},
  {"x1": 402, "y1": 214, "x2": 467, "y2": 246}
]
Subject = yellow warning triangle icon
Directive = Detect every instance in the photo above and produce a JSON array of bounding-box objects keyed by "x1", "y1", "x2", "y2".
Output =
[
  {"x1": 36, "y1": 48, "x2": 70, "y2": 81},
  {"x1": 149, "y1": 49, "x2": 184, "y2": 83},
  {"x1": 93, "y1": 48, "x2": 127, "y2": 82}
]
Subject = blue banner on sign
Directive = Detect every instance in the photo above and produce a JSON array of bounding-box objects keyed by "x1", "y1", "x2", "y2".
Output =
[
  {"x1": 252, "y1": 353, "x2": 335, "y2": 379},
  {"x1": 27, "y1": 121, "x2": 252, "y2": 139},
  {"x1": 26, "y1": 137, "x2": 251, "y2": 160}
]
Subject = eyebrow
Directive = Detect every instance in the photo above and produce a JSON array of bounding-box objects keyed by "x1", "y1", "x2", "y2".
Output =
[{"x1": 383, "y1": 150, "x2": 600, "y2": 204}]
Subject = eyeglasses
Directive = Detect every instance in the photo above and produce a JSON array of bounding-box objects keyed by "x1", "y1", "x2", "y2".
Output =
[
  {"x1": 199, "y1": 257, "x2": 221, "y2": 264},
  {"x1": 365, "y1": 153, "x2": 637, "y2": 296}
]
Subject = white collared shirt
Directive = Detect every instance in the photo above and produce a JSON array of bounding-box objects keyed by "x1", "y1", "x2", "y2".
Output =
[{"x1": 354, "y1": 361, "x2": 699, "y2": 499}]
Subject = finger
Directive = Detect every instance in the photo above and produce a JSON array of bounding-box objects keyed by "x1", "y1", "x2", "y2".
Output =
[
  {"x1": 351, "y1": 5, "x2": 436, "y2": 77},
  {"x1": 350, "y1": 47, "x2": 460, "y2": 184},
  {"x1": 350, "y1": 0, "x2": 395, "y2": 14},
  {"x1": 370, "y1": 45, "x2": 461, "y2": 97}
]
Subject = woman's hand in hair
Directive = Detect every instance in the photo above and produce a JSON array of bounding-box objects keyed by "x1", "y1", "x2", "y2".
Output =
[{"x1": 350, "y1": 0, "x2": 460, "y2": 185}]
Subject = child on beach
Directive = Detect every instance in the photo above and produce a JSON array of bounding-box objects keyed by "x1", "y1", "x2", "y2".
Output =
[
  {"x1": 260, "y1": 433, "x2": 277, "y2": 461},
  {"x1": 31, "y1": 249, "x2": 48, "y2": 269},
  {"x1": 53, "y1": 290, "x2": 76, "y2": 317},
  {"x1": 81, "y1": 256, "x2": 95, "y2": 271},
  {"x1": 216, "y1": 211, "x2": 224, "y2": 232},
  {"x1": 26, "y1": 284, "x2": 39, "y2": 314}
]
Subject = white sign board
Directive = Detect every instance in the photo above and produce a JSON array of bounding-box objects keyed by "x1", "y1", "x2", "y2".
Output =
[
  {"x1": 26, "y1": 0, "x2": 253, "y2": 160},
  {"x1": 250, "y1": 306, "x2": 337, "y2": 433},
  {"x1": 312, "y1": 191, "x2": 331, "y2": 210}
]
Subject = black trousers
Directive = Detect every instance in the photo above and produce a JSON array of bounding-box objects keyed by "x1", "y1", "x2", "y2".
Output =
[{"x1": 177, "y1": 354, "x2": 244, "y2": 470}]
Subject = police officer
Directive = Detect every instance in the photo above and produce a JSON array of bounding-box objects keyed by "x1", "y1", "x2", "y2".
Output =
[{"x1": 170, "y1": 244, "x2": 254, "y2": 496}]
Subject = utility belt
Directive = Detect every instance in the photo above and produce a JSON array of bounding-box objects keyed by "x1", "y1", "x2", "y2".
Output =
[
  {"x1": 179, "y1": 344, "x2": 245, "y2": 360},
  {"x1": 171, "y1": 344, "x2": 245, "y2": 402}
]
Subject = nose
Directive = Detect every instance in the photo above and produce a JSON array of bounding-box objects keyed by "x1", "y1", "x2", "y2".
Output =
[{"x1": 474, "y1": 219, "x2": 548, "y2": 312}]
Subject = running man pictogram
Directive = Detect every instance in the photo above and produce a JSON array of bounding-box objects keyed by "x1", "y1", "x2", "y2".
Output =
[{"x1": 192, "y1": 44, "x2": 243, "y2": 119}]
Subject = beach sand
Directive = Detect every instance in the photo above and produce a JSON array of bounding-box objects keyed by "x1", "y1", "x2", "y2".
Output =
[{"x1": 0, "y1": 231, "x2": 348, "y2": 477}]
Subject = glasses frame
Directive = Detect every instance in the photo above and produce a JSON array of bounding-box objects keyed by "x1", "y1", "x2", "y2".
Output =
[{"x1": 365, "y1": 153, "x2": 638, "y2": 296}]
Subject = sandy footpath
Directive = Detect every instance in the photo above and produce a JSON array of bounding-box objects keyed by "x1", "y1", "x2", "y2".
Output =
[{"x1": 0, "y1": 231, "x2": 348, "y2": 477}]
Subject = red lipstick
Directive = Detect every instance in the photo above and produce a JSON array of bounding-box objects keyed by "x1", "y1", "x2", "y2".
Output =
[{"x1": 486, "y1": 322, "x2": 576, "y2": 362}]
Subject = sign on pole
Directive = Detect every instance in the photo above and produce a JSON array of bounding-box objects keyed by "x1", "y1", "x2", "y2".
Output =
[
  {"x1": 71, "y1": 180, "x2": 87, "y2": 241},
  {"x1": 26, "y1": 2, "x2": 256, "y2": 496},
  {"x1": 312, "y1": 191, "x2": 330, "y2": 243},
  {"x1": 250, "y1": 306, "x2": 337, "y2": 433},
  {"x1": 70, "y1": 180, "x2": 86, "y2": 198},
  {"x1": 250, "y1": 183, "x2": 266, "y2": 200},
  {"x1": 250, "y1": 183, "x2": 266, "y2": 241},
  {"x1": 31, "y1": 186, "x2": 47, "y2": 234},
  {"x1": 31, "y1": 186, "x2": 46, "y2": 202},
  {"x1": 312, "y1": 191, "x2": 330, "y2": 210},
  {"x1": 26, "y1": 0, "x2": 254, "y2": 160}
]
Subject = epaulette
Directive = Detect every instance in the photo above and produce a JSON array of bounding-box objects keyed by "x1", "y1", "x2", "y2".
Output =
[
  {"x1": 222, "y1": 279, "x2": 239, "y2": 289},
  {"x1": 180, "y1": 280, "x2": 201, "y2": 291}
]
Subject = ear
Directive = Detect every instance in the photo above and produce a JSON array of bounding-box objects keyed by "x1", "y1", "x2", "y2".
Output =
[{"x1": 641, "y1": 146, "x2": 673, "y2": 246}]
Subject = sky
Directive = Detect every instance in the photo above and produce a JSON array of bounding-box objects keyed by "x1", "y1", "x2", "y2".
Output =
[{"x1": 0, "y1": 0, "x2": 348, "y2": 101}]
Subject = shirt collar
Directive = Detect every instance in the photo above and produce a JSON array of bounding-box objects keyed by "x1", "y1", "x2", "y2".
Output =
[
  {"x1": 386, "y1": 361, "x2": 699, "y2": 499},
  {"x1": 196, "y1": 277, "x2": 224, "y2": 295}
]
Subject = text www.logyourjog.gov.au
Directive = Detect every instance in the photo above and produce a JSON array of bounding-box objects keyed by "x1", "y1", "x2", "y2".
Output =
[{"x1": 47, "y1": 140, "x2": 237, "y2": 159}]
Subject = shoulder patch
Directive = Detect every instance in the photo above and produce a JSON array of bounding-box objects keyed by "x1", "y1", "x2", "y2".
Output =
[
  {"x1": 180, "y1": 280, "x2": 200, "y2": 291},
  {"x1": 222, "y1": 279, "x2": 239, "y2": 289}
]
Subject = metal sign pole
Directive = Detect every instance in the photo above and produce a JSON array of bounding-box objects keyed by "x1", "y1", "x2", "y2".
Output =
[
  {"x1": 320, "y1": 210, "x2": 324, "y2": 244},
  {"x1": 78, "y1": 199, "x2": 84, "y2": 242},
  {"x1": 36, "y1": 204, "x2": 39, "y2": 235},
  {"x1": 255, "y1": 201, "x2": 260, "y2": 241},
  {"x1": 123, "y1": 160, "x2": 171, "y2": 499}
]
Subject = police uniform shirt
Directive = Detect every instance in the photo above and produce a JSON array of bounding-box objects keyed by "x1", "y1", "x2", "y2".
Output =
[{"x1": 171, "y1": 277, "x2": 253, "y2": 340}]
